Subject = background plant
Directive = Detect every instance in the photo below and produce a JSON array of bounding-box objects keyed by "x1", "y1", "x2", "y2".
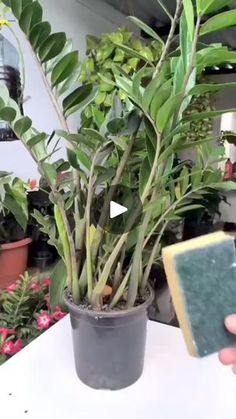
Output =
[
  {"x1": 0, "y1": 171, "x2": 28, "y2": 243},
  {"x1": 0, "y1": 271, "x2": 66, "y2": 365},
  {"x1": 1, "y1": 0, "x2": 236, "y2": 311}
]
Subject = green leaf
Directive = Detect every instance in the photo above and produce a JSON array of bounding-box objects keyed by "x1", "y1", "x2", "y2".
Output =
[
  {"x1": 19, "y1": 1, "x2": 43, "y2": 36},
  {"x1": 39, "y1": 32, "x2": 67, "y2": 63},
  {"x1": 189, "y1": 82, "x2": 236, "y2": 96},
  {"x1": 107, "y1": 117, "x2": 125, "y2": 134},
  {"x1": 10, "y1": 0, "x2": 32, "y2": 19},
  {"x1": 14, "y1": 116, "x2": 32, "y2": 137},
  {"x1": 50, "y1": 259, "x2": 67, "y2": 312},
  {"x1": 67, "y1": 149, "x2": 79, "y2": 169},
  {"x1": 76, "y1": 149, "x2": 91, "y2": 171},
  {"x1": 4, "y1": 194, "x2": 28, "y2": 231},
  {"x1": 175, "y1": 204, "x2": 204, "y2": 215},
  {"x1": 179, "y1": 166, "x2": 189, "y2": 195},
  {"x1": 27, "y1": 132, "x2": 47, "y2": 148},
  {"x1": 51, "y1": 51, "x2": 79, "y2": 87},
  {"x1": 200, "y1": 10, "x2": 236, "y2": 36},
  {"x1": 156, "y1": 94, "x2": 181, "y2": 133},
  {"x1": 113, "y1": 43, "x2": 153, "y2": 63},
  {"x1": 183, "y1": 0, "x2": 194, "y2": 40},
  {"x1": 29, "y1": 21, "x2": 51, "y2": 50},
  {"x1": 197, "y1": 48, "x2": 236, "y2": 72},
  {"x1": 132, "y1": 66, "x2": 153, "y2": 99},
  {"x1": 182, "y1": 108, "x2": 236, "y2": 122},
  {"x1": 128, "y1": 16, "x2": 164, "y2": 45},
  {"x1": 139, "y1": 157, "x2": 150, "y2": 196},
  {"x1": 42, "y1": 162, "x2": 57, "y2": 186},
  {"x1": 150, "y1": 79, "x2": 172, "y2": 121},
  {"x1": 63, "y1": 84, "x2": 93, "y2": 114},
  {"x1": 197, "y1": 0, "x2": 234, "y2": 16},
  {"x1": 142, "y1": 76, "x2": 163, "y2": 110},
  {"x1": 210, "y1": 181, "x2": 236, "y2": 191},
  {"x1": 81, "y1": 128, "x2": 105, "y2": 145},
  {"x1": 0, "y1": 107, "x2": 16, "y2": 122},
  {"x1": 191, "y1": 166, "x2": 203, "y2": 188}
]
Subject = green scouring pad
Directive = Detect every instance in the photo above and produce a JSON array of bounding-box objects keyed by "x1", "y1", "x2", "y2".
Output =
[{"x1": 162, "y1": 232, "x2": 236, "y2": 357}]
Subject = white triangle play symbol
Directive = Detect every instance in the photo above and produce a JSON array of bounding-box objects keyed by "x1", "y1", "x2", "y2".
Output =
[{"x1": 110, "y1": 201, "x2": 128, "y2": 219}]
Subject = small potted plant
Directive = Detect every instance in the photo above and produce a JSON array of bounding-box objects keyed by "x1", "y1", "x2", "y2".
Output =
[
  {"x1": 0, "y1": 172, "x2": 31, "y2": 289},
  {"x1": 2, "y1": 0, "x2": 236, "y2": 390}
]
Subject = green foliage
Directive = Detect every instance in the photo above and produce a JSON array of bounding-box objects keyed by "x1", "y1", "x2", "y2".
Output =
[
  {"x1": 0, "y1": 272, "x2": 67, "y2": 365},
  {"x1": 2, "y1": 0, "x2": 236, "y2": 311}
]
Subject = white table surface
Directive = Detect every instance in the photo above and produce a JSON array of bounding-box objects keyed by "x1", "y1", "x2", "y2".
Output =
[{"x1": 1, "y1": 316, "x2": 236, "y2": 419}]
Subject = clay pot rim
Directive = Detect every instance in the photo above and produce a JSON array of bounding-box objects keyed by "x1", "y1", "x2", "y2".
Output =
[{"x1": 1, "y1": 237, "x2": 32, "y2": 250}]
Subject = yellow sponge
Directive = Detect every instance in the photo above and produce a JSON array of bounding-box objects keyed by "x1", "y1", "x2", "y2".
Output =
[{"x1": 162, "y1": 232, "x2": 236, "y2": 357}]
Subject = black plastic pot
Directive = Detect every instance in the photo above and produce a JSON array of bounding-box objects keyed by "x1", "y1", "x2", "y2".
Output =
[{"x1": 65, "y1": 289, "x2": 154, "y2": 390}]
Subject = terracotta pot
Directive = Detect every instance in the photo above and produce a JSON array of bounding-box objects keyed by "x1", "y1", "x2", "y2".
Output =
[{"x1": 0, "y1": 238, "x2": 32, "y2": 289}]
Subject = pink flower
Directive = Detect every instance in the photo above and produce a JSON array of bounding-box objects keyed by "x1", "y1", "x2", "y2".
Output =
[
  {"x1": 44, "y1": 295, "x2": 51, "y2": 310},
  {"x1": 37, "y1": 313, "x2": 52, "y2": 331},
  {"x1": 0, "y1": 328, "x2": 16, "y2": 341},
  {"x1": 28, "y1": 179, "x2": 38, "y2": 190},
  {"x1": 30, "y1": 282, "x2": 41, "y2": 292},
  {"x1": 42, "y1": 278, "x2": 51, "y2": 288},
  {"x1": 6, "y1": 282, "x2": 19, "y2": 294},
  {"x1": 13, "y1": 339, "x2": 23, "y2": 354},
  {"x1": 52, "y1": 306, "x2": 67, "y2": 321},
  {"x1": 2, "y1": 341, "x2": 15, "y2": 355}
]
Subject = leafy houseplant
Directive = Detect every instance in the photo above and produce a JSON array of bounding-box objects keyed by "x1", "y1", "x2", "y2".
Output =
[
  {"x1": 0, "y1": 172, "x2": 31, "y2": 288},
  {"x1": 2, "y1": 0, "x2": 236, "y2": 389}
]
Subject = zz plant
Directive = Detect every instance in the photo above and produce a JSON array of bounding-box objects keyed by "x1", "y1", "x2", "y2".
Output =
[{"x1": 1, "y1": 0, "x2": 236, "y2": 310}]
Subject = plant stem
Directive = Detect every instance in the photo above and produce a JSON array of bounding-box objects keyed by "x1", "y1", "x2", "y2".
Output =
[
  {"x1": 85, "y1": 149, "x2": 101, "y2": 302},
  {"x1": 153, "y1": 0, "x2": 183, "y2": 79},
  {"x1": 141, "y1": 220, "x2": 168, "y2": 293}
]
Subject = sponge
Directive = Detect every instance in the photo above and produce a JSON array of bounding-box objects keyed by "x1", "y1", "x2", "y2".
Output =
[{"x1": 162, "y1": 232, "x2": 236, "y2": 357}]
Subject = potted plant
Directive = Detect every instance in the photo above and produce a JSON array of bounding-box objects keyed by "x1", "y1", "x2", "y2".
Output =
[
  {"x1": 2, "y1": 0, "x2": 236, "y2": 389},
  {"x1": 0, "y1": 172, "x2": 31, "y2": 288}
]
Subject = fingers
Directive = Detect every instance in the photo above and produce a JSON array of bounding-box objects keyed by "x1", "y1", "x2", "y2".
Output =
[
  {"x1": 219, "y1": 348, "x2": 236, "y2": 365},
  {"x1": 225, "y1": 315, "x2": 236, "y2": 334}
]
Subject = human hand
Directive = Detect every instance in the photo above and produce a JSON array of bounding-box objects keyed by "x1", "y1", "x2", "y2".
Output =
[{"x1": 219, "y1": 315, "x2": 236, "y2": 374}]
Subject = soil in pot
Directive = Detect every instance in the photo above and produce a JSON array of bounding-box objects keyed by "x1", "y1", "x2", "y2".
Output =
[{"x1": 65, "y1": 288, "x2": 154, "y2": 390}]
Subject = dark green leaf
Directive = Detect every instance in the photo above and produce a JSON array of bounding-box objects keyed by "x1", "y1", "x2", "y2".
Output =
[
  {"x1": 146, "y1": 136, "x2": 155, "y2": 166},
  {"x1": 10, "y1": 0, "x2": 32, "y2": 19},
  {"x1": 132, "y1": 66, "x2": 153, "y2": 99},
  {"x1": 67, "y1": 149, "x2": 79, "y2": 169},
  {"x1": 179, "y1": 166, "x2": 189, "y2": 195},
  {"x1": 107, "y1": 118, "x2": 125, "y2": 134},
  {"x1": 27, "y1": 132, "x2": 47, "y2": 147},
  {"x1": 139, "y1": 157, "x2": 151, "y2": 196},
  {"x1": 50, "y1": 259, "x2": 67, "y2": 312},
  {"x1": 42, "y1": 162, "x2": 57, "y2": 186},
  {"x1": 81, "y1": 128, "x2": 105, "y2": 145},
  {"x1": 57, "y1": 161, "x2": 70, "y2": 172},
  {"x1": 128, "y1": 16, "x2": 164, "y2": 45},
  {"x1": 51, "y1": 51, "x2": 79, "y2": 87},
  {"x1": 29, "y1": 21, "x2": 51, "y2": 50},
  {"x1": 14, "y1": 116, "x2": 32, "y2": 137},
  {"x1": 63, "y1": 83, "x2": 92, "y2": 114},
  {"x1": 77, "y1": 149, "x2": 91, "y2": 171},
  {"x1": 39, "y1": 32, "x2": 67, "y2": 63},
  {"x1": 4, "y1": 194, "x2": 28, "y2": 231},
  {"x1": 0, "y1": 107, "x2": 16, "y2": 122},
  {"x1": 19, "y1": 1, "x2": 43, "y2": 36}
]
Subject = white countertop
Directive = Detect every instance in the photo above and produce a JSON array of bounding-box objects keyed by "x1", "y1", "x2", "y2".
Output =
[{"x1": 1, "y1": 315, "x2": 236, "y2": 419}]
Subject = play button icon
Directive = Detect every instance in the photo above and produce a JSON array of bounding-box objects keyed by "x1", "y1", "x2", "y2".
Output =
[
  {"x1": 110, "y1": 201, "x2": 128, "y2": 219},
  {"x1": 92, "y1": 184, "x2": 143, "y2": 235}
]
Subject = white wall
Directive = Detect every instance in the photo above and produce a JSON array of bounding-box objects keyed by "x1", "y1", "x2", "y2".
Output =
[{"x1": 0, "y1": 0, "x2": 126, "y2": 181}]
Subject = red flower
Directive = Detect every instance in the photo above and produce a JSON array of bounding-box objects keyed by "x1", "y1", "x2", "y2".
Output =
[
  {"x1": 28, "y1": 179, "x2": 38, "y2": 190},
  {"x1": 13, "y1": 339, "x2": 23, "y2": 354},
  {"x1": 2, "y1": 341, "x2": 15, "y2": 355},
  {"x1": 37, "y1": 313, "x2": 52, "y2": 330},
  {"x1": 52, "y1": 306, "x2": 66, "y2": 321},
  {"x1": 42, "y1": 277, "x2": 51, "y2": 288},
  {"x1": 0, "y1": 328, "x2": 16, "y2": 341},
  {"x1": 30, "y1": 282, "x2": 42, "y2": 292},
  {"x1": 6, "y1": 282, "x2": 19, "y2": 294}
]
